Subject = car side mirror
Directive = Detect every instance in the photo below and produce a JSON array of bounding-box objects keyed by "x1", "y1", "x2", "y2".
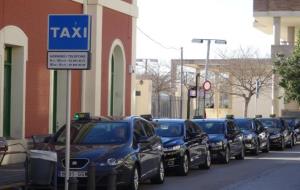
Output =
[
  {"x1": 191, "y1": 132, "x2": 199, "y2": 138},
  {"x1": 225, "y1": 133, "x2": 232, "y2": 139},
  {"x1": 137, "y1": 136, "x2": 150, "y2": 144},
  {"x1": 255, "y1": 128, "x2": 260, "y2": 133},
  {"x1": 186, "y1": 132, "x2": 199, "y2": 139},
  {"x1": 227, "y1": 130, "x2": 235, "y2": 135}
]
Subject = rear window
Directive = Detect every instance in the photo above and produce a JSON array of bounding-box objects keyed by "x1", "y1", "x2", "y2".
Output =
[
  {"x1": 282, "y1": 118, "x2": 295, "y2": 128},
  {"x1": 154, "y1": 122, "x2": 184, "y2": 137},
  {"x1": 194, "y1": 121, "x2": 224, "y2": 134},
  {"x1": 56, "y1": 122, "x2": 130, "y2": 145},
  {"x1": 235, "y1": 119, "x2": 253, "y2": 131},
  {"x1": 258, "y1": 119, "x2": 283, "y2": 129}
]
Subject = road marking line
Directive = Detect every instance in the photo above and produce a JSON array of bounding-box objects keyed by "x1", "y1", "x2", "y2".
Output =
[{"x1": 246, "y1": 157, "x2": 300, "y2": 161}]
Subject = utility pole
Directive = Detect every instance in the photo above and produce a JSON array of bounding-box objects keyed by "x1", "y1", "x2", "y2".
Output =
[
  {"x1": 145, "y1": 59, "x2": 148, "y2": 74},
  {"x1": 203, "y1": 40, "x2": 211, "y2": 117},
  {"x1": 180, "y1": 47, "x2": 183, "y2": 118}
]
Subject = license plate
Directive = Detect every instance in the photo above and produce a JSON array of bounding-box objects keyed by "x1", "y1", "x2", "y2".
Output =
[{"x1": 58, "y1": 171, "x2": 88, "y2": 178}]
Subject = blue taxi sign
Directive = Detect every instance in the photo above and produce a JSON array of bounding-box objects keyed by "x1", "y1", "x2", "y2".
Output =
[{"x1": 48, "y1": 14, "x2": 91, "y2": 51}]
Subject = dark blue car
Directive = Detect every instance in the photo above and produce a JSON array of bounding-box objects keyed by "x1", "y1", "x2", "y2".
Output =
[
  {"x1": 153, "y1": 119, "x2": 211, "y2": 176},
  {"x1": 280, "y1": 117, "x2": 300, "y2": 145},
  {"x1": 258, "y1": 117, "x2": 293, "y2": 150},
  {"x1": 44, "y1": 114, "x2": 165, "y2": 190},
  {"x1": 193, "y1": 119, "x2": 245, "y2": 164},
  {"x1": 235, "y1": 118, "x2": 270, "y2": 155}
]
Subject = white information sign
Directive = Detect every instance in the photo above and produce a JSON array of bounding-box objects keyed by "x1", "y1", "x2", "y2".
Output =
[{"x1": 48, "y1": 51, "x2": 90, "y2": 69}]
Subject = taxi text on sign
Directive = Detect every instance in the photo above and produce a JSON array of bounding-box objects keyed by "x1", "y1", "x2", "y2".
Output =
[
  {"x1": 47, "y1": 14, "x2": 91, "y2": 70},
  {"x1": 48, "y1": 14, "x2": 91, "y2": 51}
]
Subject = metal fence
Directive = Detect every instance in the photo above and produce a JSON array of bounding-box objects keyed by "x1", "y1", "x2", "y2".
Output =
[
  {"x1": 151, "y1": 95, "x2": 207, "y2": 119},
  {"x1": 151, "y1": 95, "x2": 180, "y2": 118}
]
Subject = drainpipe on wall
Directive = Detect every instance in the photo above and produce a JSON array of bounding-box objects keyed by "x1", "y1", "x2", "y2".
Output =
[{"x1": 81, "y1": 0, "x2": 88, "y2": 112}]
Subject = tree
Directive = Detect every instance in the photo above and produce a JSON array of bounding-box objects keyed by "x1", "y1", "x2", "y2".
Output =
[
  {"x1": 136, "y1": 60, "x2": 173, "y2": 116},
  {"x1": 274, "y1": 31, "x2": 300, "y2": 104},
  {"x1": 218, "y1": 48, "x2": 273, "y2": 117}
]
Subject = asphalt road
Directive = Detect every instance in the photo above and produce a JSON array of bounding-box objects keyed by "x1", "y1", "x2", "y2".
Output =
[{"x1": 140, "y1": 143, "x2": 300, "y2": 190}]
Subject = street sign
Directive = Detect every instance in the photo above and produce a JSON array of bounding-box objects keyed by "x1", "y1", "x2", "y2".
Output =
[
  {"x1": 48, "y1": 14, "x2": 91, "y2": 51},
  {"x1": 203, "y1": 80, "x2": 211, "y2": 91},
  {"x1": 48, "y1": 52, "x2": 90, "y2": 70},
  {"x1": 189, "y1": 87, "x2": 205, "y2": 98},
  {"x1": 47, "y1": 14, "x2": 91, "y2": 190}
]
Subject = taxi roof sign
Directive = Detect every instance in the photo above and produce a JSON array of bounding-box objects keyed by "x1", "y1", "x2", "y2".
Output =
[
  {"x1": 226, "y1": 115, "x2": 234, "y2": 119},
  {"x1": 74, "y1": 112, "x2": 90, "y2": 120}
]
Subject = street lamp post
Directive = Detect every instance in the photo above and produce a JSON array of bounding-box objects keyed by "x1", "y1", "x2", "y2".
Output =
[
  {"x1": 180, "y1": 47, "x2": 184, "y2": 118},
  {"x1": 191, "y1": 39, "x2": 227, "y2": 117}
]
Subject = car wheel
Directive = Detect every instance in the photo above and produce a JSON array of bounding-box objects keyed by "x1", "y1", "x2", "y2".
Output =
[
  {"x1": 236, "y1": 145, "x2": 245, "y2": 160},
  {"x1": 287, "y1": 137, "x2": 293, "y2": 148},
  {"x1": 150, "y1": 160, "x2": 165, "y2": 184},
  {"x1": 200, "y1": 150, "x2": 211, "y2": 169},
  {"x1": 280, "y1": 137, "x2": 285, "y2": 150},
  {"x1": 252, "y1": 140, "x2": 259, "y2": 156},
  {"x1": 128, "y1": 166, "x2": 139, "y2": 190},
  {"x1": 178, "y1": 153, "x2": 189, "y2": 176},
  {"x1": 262, "y1": 140, "x2": 270, "y2": 153},
  {"x1": 221, "y1": 146, "x2": 230, "y2": 164},
  {"x1": 293, "y1": 135, "x2": 297, "y2": 146}
]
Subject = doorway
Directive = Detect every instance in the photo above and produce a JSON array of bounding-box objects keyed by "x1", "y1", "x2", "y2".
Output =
[
  {"x1": 109, "y1": 44, "x2": 125, "y2": 116},
  {"x1": 0, "y1": 26, "x2": 27, "y2": 139},
  {"x1": 3, "y1": 47, "x2": 12, "y2": 137}
]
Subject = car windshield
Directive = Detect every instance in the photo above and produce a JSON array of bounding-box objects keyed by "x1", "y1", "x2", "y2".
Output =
[
  {"x1": 282, "y1": 118, "x2": 295, "y2": 128},
  {"x1": 55, "y1": 122, "x2": 130, "y2": 145},
  {"x1": 235, "y1": 119, "x2": 253, "y2": 131},
  {"x1": 194, "y1": 121, "x2": 224, "y2": 134},
  {"x1": 258, "y1": 119, "x2": 283, "y2": 129},
  {"x1": 154, "y1": 122, "x2": 183, "y2": 137}
]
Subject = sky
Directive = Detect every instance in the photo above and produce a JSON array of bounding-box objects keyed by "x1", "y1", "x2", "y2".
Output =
[{"x1": 136, "y1": 0, "x2": 274, "y2": 62}]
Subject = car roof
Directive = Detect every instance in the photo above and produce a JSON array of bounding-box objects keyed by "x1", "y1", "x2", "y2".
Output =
[
  {"x1": 72, "y1": 115, "x2": 145, "y2": 123},
  {"x1": 234, "y1": 118, "x2": 253, "y2": 121},
  {"x1": 153, "y1": 118, "x2": 186, "y2": 123},
  {"x1": 256, "y1": 117, "x2": 282, "y2": 122},
  {"x1": 193, "y1": 118, "x2": 227, "y2": 122}
]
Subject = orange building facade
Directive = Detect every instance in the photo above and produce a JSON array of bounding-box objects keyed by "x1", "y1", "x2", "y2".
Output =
[{"x1": 0, "y1": 0, "x2": 137, "y2": 139}]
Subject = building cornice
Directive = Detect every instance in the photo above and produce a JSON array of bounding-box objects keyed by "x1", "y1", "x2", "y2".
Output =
[
  {"x1": 72, "y1": 0, "x2": 138, "y2": 18},
  {"x1": 254, "y1": 11, "x2": 300, "y2": 17}
]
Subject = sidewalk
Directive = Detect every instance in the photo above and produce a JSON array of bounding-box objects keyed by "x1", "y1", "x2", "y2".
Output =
[{"x1": 0, "y1": 163, "x2": 25, "y2": 190}]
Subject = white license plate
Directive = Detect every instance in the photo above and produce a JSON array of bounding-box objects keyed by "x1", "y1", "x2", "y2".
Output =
[{"x1": 58, "y1": 171, "x2": 88, "y2": 178}]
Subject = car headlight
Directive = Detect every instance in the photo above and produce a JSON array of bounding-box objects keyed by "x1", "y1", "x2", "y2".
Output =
[
  {"x1": 211, "y1": 141, "x2": 223, "y2": 147},
  {"x1": 270, "y1": 133, "x2": 281, "y2": 139},
  {"x1": 99, "y1": 158, "x2": 124, "y2": 166},
  {"x1": 245, "y1": 134, "x2": 253, "y2": 140},
  {"x1": 163, "y1": 145, "x2": 181, "y2": 151}
]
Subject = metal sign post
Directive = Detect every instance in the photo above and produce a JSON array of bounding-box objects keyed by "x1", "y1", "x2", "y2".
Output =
[
  {"x1": 48, "y1": 14, "x2": 91, "y2": 190},
  {"x1": 65, "y1": 70, "x2": 71, "y2": 190}
]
